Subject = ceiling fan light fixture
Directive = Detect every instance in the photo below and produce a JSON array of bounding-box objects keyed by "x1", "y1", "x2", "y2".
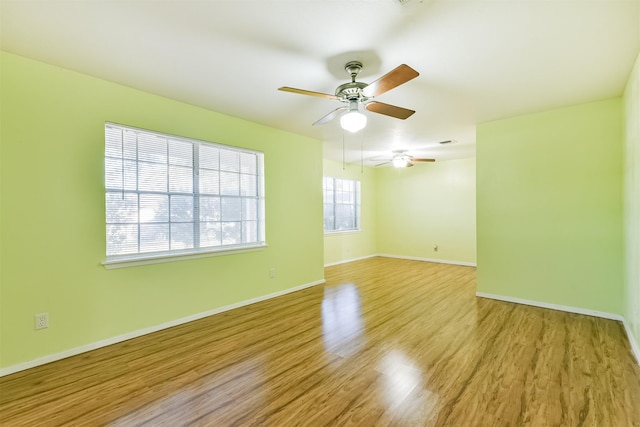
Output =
[
  {"x1": 340, "y1": 102, "x2": 367, "y2": 133},
  {"x1": 392, "y1": 156, "x2": 410, "y2": 168}
]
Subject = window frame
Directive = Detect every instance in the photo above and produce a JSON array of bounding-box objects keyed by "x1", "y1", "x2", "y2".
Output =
[
  {"x1": 323, "y1": 176, "x2": 361, "y2": 234},
  {"x1": 103, "y1": 122, "x2": 266, "y2": 269}
]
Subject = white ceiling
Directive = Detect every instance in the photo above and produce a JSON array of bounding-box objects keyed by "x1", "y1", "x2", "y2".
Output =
[{"x1": 1, "y1": 0, "x2": 639, "y2": 165}]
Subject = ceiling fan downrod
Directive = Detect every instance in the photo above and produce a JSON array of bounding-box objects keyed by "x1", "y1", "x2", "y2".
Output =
[{"x1": 344, "y1": 61, "x2": 363, "y2": 82}]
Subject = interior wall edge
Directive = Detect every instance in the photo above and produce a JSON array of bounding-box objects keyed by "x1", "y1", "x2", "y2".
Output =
[
  {"x1": 624, "y1": 319, "x2": 640, "y2": 365},
  {"x1": 0, "y1": 278, "x2": 326, "y2": 378},
  {"x1": 623, "y1": 49, "x2": 640, "y2": 367}
]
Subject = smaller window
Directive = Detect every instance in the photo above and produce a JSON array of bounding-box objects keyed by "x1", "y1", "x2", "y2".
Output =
[{"x1": 323, "y1": 177, "x2": 361, "y2": 232}]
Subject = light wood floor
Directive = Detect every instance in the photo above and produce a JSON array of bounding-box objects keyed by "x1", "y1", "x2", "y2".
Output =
[{"x1": 1, "y1": 257, "x2": 639, "y2": 426}]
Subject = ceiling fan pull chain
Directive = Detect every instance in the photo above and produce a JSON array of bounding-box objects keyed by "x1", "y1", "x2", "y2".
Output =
[
  {"x1": 360, "y1": 127, "x2": 365, "y2": 174},
  {"x1": 121, "y1": 128, "x2": 126, "y2": 200},
  {"x1": 342, "y1": 130, "x2": 346, "y2": 171}
]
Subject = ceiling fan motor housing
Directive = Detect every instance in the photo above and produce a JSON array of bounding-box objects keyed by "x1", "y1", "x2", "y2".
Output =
[
  {"x1": 335, "y1": 81, "x2": 368, "y2": 101},
  {"x1": 335, "y1": 61, "x2": 370, "y2": 101}
]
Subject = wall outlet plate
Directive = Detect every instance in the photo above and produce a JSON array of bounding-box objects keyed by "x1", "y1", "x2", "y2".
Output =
[{"x1": 35, "y1": 313, "x2": 49, "y2": 330}]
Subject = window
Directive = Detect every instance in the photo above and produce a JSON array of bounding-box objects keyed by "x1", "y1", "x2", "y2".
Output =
[
  {"x1": 104, "y1": 123, "x2": 265, "y2": 265},
  {"x1": 323, "y1": 177, "x2": 360, "y2": 232}
]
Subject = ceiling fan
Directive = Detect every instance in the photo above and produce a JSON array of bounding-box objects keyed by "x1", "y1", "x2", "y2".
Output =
[
  {"x1": 278, "y1": 61, "x2": 419, "y2": 132},
  {"x1": 374, "y1": 150, "x2": 436, "y2": 168}
]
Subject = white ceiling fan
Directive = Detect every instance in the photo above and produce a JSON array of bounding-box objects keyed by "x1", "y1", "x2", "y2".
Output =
[
  {"x1": 372, "y1": 150, "x2": 436, "y2": 168},
  {"x1": 278, "y1": 61, "x2": 419, "y2": 132}
]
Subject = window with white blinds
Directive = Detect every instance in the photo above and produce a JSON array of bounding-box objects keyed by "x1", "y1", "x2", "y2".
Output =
[
  {"x1": 323, "y1": 177, "x2": 360, "y2": 232},
  {"x1": 104, "y1": 123, "x2": 265, "y2": 263}
]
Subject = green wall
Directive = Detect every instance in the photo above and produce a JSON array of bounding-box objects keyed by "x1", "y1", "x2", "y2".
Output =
[
  {"x1": 624, "y1": 51, "x2": 640, "y2": 352},
  {"x1": 477, "y1": 99, "x2": 624, "y2": 315},
  {"x1": 322, "y1": 159, "x2": 377, "y2": 266},
  {"x1": 375, "y1": 158, "x2": 477, "y2": 265},
  {"x1": 0, "y1": 51, "x2": 324, "y2": 369}
]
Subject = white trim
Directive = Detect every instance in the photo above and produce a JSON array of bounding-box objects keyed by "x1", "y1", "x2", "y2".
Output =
[
  {"x1": 324, "y1": 254, "x2": 376, "y2": 267},
  {"x1": 324, "y1": 229, "x2": 361, "y2": 236},
  {"x1": 376, "y1": 253, "x2": 477, "y2": 267},
  {"x1": 102, "y1": 244, "x2": 267, "y2": 269},
  {"x1": 475, "y1": 292, "x2": 624, "y2": 321},
  {"x1": 0, "y1": 278, "x2": 325, "y2": 377},
  {"x1": 623, "y1": 319, "x2": 640, "y2": 364}
]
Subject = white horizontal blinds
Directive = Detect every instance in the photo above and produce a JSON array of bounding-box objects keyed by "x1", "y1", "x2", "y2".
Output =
[
  {"x1": 198, "y1": 144, "x2": 221, "y2": 247},
  {"x1": 106, "y1": 127, "x2": 140, "y2": 255},
  {"x1": 169, "y1": 137, "x2": 195, "y2": 250},
  {"x1": 105, "y1": 123, "x2": 264, "y2": 258},
  {"x1": 323, "y1": 177, "x2": 335, "y2": 230},
  {"x1": 323, "y1": 177, "x2": 360, "y2": 232},
  {"x1": 335, "y1": 178, "x2": 355, "y2": 230},
  {"x1": 199, "y1": 147, "x2": 260, "y2": 247}
]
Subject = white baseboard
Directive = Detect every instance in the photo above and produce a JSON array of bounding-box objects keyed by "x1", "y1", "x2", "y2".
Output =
[
  {"x1": 623, "y1": 320, "x2": 640, "y2": 364},
  {"x1": 475, "y1": 292, "x2": 624, "y2": 321},
  {"x1": 0, "y1": 279, "x2": 326, "y2": 378},
  {"x1": 324, "y1": 253, "x2": 476, "y2": 268},
  {"x1": 376, "y1": 253, "x2": 477, "y2": 267},
  {"x1": 324, "y1": 254, "x2": 377, "y2": 267}
]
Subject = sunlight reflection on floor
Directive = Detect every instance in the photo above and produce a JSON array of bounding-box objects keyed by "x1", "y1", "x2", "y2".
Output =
[{"x1": 321, "y1": 283, "x2": 364, "y2": 357}]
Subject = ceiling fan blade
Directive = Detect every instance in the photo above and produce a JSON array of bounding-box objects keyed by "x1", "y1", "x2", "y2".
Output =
[
  {"x1": 365, "y1": 101, "x2": 415, "y2": 120},
  {"x1": 410, "y1": 157, "x2": 436, "y2": 163},
  {"x1": 362, "y1": 64, "x2": 419, "y2": 98},
  {"x1": 406, "y1": 162, "x2": 414, "y2": 167},
  {"x1": 278, "y1": 86, "x2": 339, "y2": 100},
  {"x1": 374, "y1": 161, "x2": 391, "y2": 167},
  {"x1": 369, "y1": 155, "x2": 393, "y2": 161},
  {"x1": 313, "y1": 106, "x2": 348, "y2": 126}
]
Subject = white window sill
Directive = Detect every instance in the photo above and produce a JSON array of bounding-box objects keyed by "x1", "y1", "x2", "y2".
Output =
[
  {"x1": 102, "y1": 244, "x2": 268, "y2": 269},
  {"x1": 324, "y1": 229, "x2": 361, "y2": 236}
]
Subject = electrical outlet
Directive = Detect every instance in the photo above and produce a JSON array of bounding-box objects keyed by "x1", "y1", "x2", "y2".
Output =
[
  {"x1": 269, "y1": 267, "x2": 276, "y2": 279},
  {"x1": 35, "y1": 313, "x2": 49, "y2": 330}
]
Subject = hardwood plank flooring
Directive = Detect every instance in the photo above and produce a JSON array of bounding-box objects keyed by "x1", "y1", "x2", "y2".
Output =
[{"x1": 1, "y1": 257, "x2": 639, "y2": 426}]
